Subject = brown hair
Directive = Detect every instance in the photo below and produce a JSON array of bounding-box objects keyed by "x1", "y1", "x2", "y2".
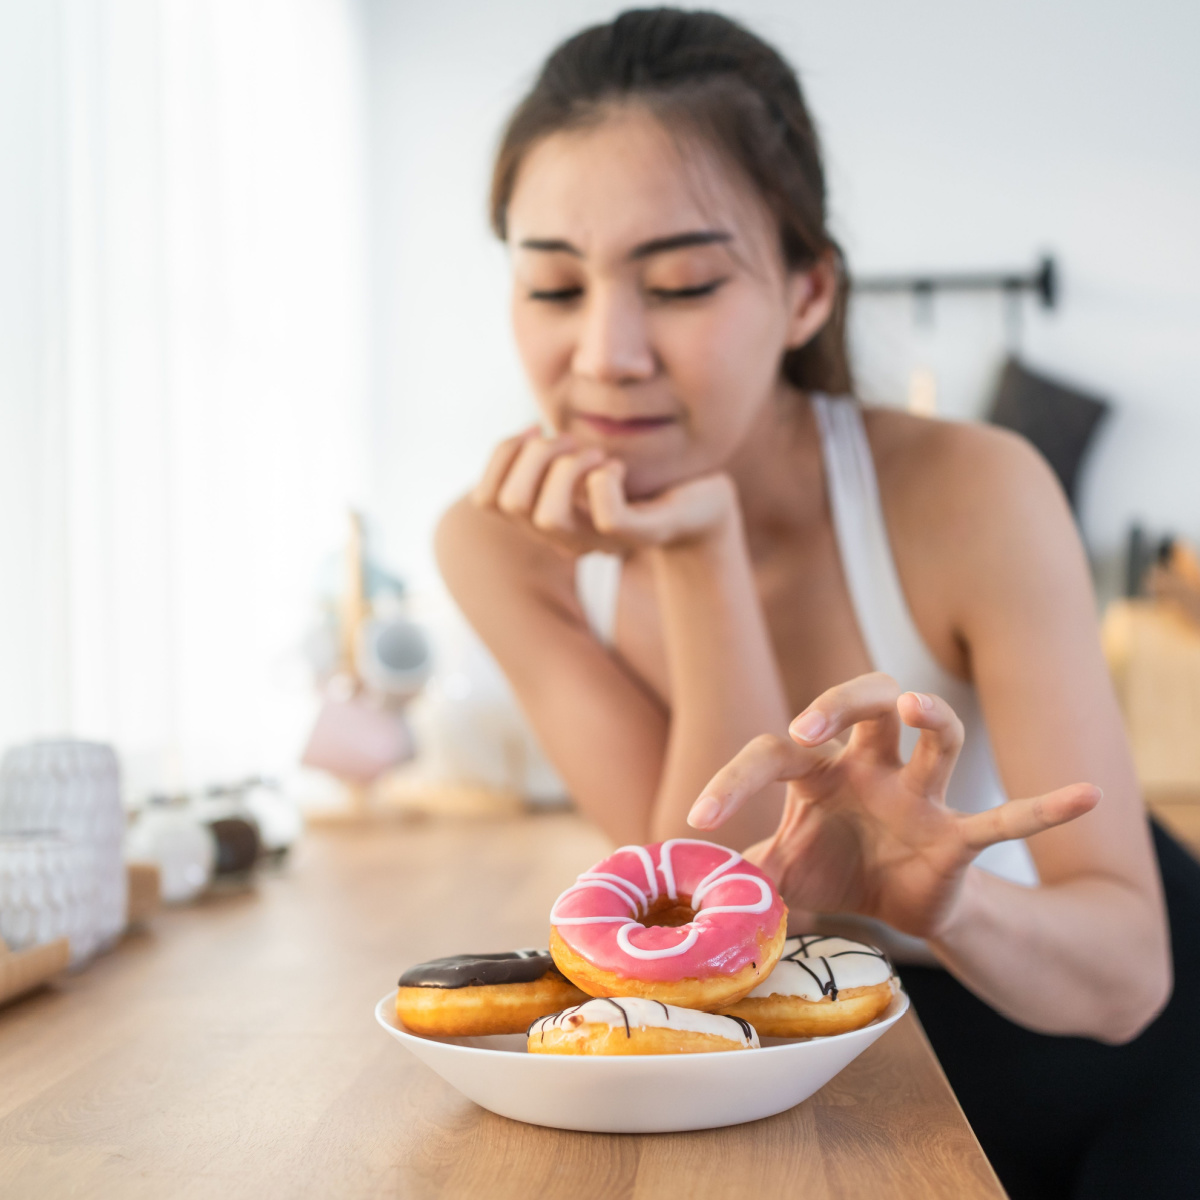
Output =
[{"x1": 490, "y1": 7, "x2": 852, "y2": 395}]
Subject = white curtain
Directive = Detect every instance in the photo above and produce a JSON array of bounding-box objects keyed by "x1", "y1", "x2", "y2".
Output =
[{"x1": 0, "y1": 0, "x2": 369, "y2": 799}]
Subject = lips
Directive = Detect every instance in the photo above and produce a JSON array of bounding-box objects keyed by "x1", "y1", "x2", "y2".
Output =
[{"x1": 570, "y1": 411, "x2": 677, "y2": 437}]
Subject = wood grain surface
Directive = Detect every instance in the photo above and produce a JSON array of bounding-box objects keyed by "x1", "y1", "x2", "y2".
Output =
[{"x1": 0, "y1": 813, "x2": 1006, "y2": 1199}]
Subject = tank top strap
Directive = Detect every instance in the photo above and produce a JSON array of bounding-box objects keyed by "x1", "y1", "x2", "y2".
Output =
[
  {"x1": 810, "y1": 393, "x2": 953, "y2": 691},
  {"x1": 575, "y1": 551, "x2": 623, "y2": 648}
]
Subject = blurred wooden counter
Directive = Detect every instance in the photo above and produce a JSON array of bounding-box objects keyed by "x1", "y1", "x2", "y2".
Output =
[{"x1": 0, "y1": 813, "x2": 1004, "y2": 1199}]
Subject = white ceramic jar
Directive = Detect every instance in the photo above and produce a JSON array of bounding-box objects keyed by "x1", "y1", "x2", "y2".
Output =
[{"x1": 0, "y1": 741, "x2": 128, "y2": 965}]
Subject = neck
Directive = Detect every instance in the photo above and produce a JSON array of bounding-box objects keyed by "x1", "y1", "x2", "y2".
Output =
[{"x1": 724, "y1": 384, "x2": 827, "y2": 560}]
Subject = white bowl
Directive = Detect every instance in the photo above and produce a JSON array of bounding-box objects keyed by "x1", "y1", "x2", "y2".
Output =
[{"x1": 374, "y1": 988, "x2": 909, "y2": 1133}]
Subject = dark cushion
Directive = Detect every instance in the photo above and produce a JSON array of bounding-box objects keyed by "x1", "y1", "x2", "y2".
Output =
[{"x1": 986, "y1": 356, "x2": 1110, "y2": 511}]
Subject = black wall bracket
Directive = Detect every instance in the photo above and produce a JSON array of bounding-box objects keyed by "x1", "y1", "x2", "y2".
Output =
[{"x1": 851, "y1": 255, "x2": 1057, "y2": 310}]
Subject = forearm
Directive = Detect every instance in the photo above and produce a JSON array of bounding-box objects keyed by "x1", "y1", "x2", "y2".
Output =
[
  {"x1": 929, "y1": 866, "x2": 1171, "y2": 1042},
  {"x1": 648, "y1": 512, "x2": 791, "y2": 847}
]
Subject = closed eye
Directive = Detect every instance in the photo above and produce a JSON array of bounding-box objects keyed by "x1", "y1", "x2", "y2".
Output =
[
  {"x1": 528, "y1": 287, "x2": 583, "y2": 303},
  {"x1": 646, "y1": 278, "x2": 728, "y2": 301}
]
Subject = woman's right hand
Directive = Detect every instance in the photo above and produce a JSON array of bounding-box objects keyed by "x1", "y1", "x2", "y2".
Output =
[
  {"x1": 688, "y1": 673, "x2": 1101, "y2": 939},
  {"x1": 471, "y1": 428, "x2": 738, "y2": 556}
]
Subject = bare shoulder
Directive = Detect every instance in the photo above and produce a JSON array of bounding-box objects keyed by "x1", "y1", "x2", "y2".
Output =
[
  {"x1": 435, "y1": 496, "x2": 577, "y2": 619},
  {"x1": 864, "y1": 406, "x2": 1074, "y2": 542},
  {"x1": 865, "y1": 403, "x2": 1061, "y2": 503},
  {"x1": 861, "y1": 405, "x2": 1089, "y2": 622}
]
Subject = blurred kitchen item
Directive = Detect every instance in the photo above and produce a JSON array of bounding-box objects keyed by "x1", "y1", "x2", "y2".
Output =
[
  {"x1": 302, "y1": 674, "x2": 414, "y2": 784},
  {"x1": 1125, "y1": 524, "x2": 1157, "y2": 598},
  {"x1": 125, "y1": 798, "x2": 216, "y2": 904},
  {"x1": 301, "y1": 513, "x2": 423, "y2": 802},
  {"x1": 1146, "y1": 539, "x2": 1200, "y2": 629},
  {"x1": 0, "y1": 936, "x2": 70, "y2": 1009},
  {"x1": 0, "y1": 740, "x2": 127, "y2": 964},
  {"x1": 383, "y1": 605, "x2": 568, "y2": 813},
  {"x1": 241, "y1": 778, "x2": 304, "y2": 861},
  {"x1": 1103, "y1": 598, "x2": 1200, "y2": 797},
  {"x1": 987, "y1": 357, "x2": 1109, "y2": 513},
  {"x1": 125, "y1": 862, "x2": 161, "y2": 927},
  {"x1": 906, "y1": 366, "x2": 938, "y2": 417},
  {"x1": 0, "y1": 834, "x2": 102, "y2": 965},
  {"x1": 207, "y1": 817, "x2": 260, "y2": 876},
  {"x1": 357, "y1": 612, "x2": 432, "y2": 702},
  {"x1": 193, "y1": 785, "x2": 262, "y2": 877}
]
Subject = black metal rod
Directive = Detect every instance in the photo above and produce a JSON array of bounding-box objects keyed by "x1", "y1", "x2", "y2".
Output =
[{"x1": 851, "y1": 255, "x2": 1057, "y2": 309}]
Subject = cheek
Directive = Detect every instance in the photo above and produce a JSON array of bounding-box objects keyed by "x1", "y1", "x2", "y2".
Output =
[
  {"x1": 511, "y1": 300, "x2": 573, "y2": 409},
  {"x1": 658, "y1": 292, "x2": 789, "y2": 442}
]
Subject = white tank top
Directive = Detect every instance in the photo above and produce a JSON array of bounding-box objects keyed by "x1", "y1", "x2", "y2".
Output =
[{"x1": 575, "y1": 394, "x2": 1037, "y2": 960}]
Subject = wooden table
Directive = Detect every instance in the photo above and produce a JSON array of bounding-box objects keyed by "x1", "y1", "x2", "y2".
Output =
[{"x1": 0, "y1": 813, "x2": 1005, "y2": 1199}]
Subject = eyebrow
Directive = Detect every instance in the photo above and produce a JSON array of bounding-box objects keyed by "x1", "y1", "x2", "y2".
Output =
[{"x1": 517, "y1": 230, "x2": 733, "y2": 260}]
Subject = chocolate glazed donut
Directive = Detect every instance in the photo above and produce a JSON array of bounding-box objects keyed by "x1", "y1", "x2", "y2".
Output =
[
  {"x1": 399, "y1": 950, "x2": 556, "y2": 989},
  {"x1": 395, "y1": 950, "x2": 588, "y2": 1037}
]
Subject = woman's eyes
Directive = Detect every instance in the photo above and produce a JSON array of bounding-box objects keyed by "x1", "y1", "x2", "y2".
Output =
[
  {"x1": 528, "y1": 286, "x2": 584, "y2": 302},
  {"x1": 526, "y1": 278, "x2": 728, "y2": 304},
  {"x1": 646, "y1": 278, "x2": 728, "y2": 301}
]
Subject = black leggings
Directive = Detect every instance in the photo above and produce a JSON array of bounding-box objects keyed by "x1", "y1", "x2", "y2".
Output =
[{"x1": 903, "y1": 822, "x2": 1200, "y2": 1200}]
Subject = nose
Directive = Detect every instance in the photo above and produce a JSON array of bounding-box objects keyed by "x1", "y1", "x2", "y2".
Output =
[{"x1": 571, "y1": 282, "x2": 656, "y2": 384}]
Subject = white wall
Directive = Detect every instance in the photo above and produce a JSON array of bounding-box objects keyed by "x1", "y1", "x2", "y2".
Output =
[{"x1": 361, "y1": 0, "x2": 1200, "y2": 583}]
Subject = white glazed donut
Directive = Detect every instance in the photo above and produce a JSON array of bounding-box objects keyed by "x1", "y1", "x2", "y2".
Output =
[
  {"x1": 721, "y1": 935, "x2": 897, "y2": 1037},
  {"x1": 528, "y1": 996, "x2": 760, "y2": 1055}
]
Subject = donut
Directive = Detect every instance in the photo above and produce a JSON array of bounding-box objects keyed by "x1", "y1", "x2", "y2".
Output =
[
  {"x1": 549, "y1": 839, "x2": 788, "y2": 1010},
  {"x1": 395, "y1": 949, "x2": 587, "y2": 1036},
  {"x1": 528, "y1": 996, "x2": 760, "y2": 1055},
  {"x1": 721, "y1": 935, "x2": 896, "y2": 1037}
]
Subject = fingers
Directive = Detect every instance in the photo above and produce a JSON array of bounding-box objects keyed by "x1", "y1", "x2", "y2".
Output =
[
  {"x1": 496, "y1": 434, "x2": 577, "y2": 518},
  {"x1": 471, "y1": 427, "x2": 539, "y2": 507},
  {"x1": 531, "y1": 448, "x2": 606, "y2": 534},
  {"x1": 687, "y1": 733, "x2": 834, "y2": 830},
  {"x1": 960, "y1": 783, "x2": 1102, "y2": 852},
  {"x1": 789, "y1": 672, "x2": 902, "y2": 761},
  {"x1": 897, "y1": 691, "x2": 964, "y2": 797}
]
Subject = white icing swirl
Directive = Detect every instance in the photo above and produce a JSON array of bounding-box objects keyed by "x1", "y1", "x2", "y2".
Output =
[
  {"x1": 747, "y1": 935, "x2": 894, "y2": 1002},
  {"x1": 548, "y1": 840, "x2": 773, "y2": 960},
  {"x1": 529, "y1": 997, "x2": 759, "y2": 1047}
]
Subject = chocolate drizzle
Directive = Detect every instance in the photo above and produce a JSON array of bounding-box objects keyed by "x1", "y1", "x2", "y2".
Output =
[
  {"x1": 602, "y1": 998, "x2": 632, "y2": 1037},
  {"x1": 780, "y1": 936, "x2": 892, "y2": 1003},
  {"x1": 528, "y1": 998, "x2": 758, "y2": 1046},
  {"x1": 530, "y1": 1004, "x2": 584, "y2": 1042},
  {"x1": 398, "y1": 949, "x2": 556, "y2": 989},
  {"x1": 724, "y1": 1014, "x2": 756, "y2": 1041}
]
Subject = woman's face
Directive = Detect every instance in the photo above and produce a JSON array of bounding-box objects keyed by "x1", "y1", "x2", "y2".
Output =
[{"x1": 505, "y1": 106, "x2": 830, "y2": 498}]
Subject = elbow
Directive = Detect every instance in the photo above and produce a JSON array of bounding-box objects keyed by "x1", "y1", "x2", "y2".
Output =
[{"x1": 1093, "y1": 952, "x2": 1173, "y2": 1046}]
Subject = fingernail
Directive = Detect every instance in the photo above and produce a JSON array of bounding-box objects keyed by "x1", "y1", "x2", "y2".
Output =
[
  {"x1": 791, "y1": 710, "x2": 826, "y2": 742},
  {"x1": 913, "y1": 692, "x2": 933, "y2": 711},
  {"x1": 687, "y1": 796, "x2": 722, "y2": 828}
]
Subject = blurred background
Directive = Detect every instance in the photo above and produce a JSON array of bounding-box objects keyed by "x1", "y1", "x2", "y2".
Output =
[{"x1": 3, "y1": 0, "x2": 1199, "y2": 818}]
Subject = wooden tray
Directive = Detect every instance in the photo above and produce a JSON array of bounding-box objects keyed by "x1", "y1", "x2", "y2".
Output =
[{"x1": 0, "y1": 937, "x2": 70, "y2": 1008}]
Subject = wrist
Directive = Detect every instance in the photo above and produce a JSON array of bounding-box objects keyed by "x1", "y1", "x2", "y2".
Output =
[
  {"x1": 647, "y1": 511, "x2": 744, "y2": 584},
  {"x1": 926, "y1": 865, "x2": 987, "y2": 950},
  {"x1": 650, "y1": 478, "x2": 742, "y2": 556}
]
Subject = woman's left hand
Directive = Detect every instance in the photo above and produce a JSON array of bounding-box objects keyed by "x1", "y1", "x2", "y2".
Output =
[{"x1": 687, "y1": 673, "x2": 1101, "y2": 938}]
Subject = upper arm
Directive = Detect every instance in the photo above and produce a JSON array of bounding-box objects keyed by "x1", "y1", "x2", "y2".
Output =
[
  {"x1": 908, "y1": 425, "x2": 1161, "y2": 901},
  {"x1": 435, "y1": 498, "x2": 667, "y2": 843}
]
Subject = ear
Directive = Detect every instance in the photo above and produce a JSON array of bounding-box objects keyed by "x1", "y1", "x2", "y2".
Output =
[{"x1": 783, "y1": 250, "x2": 839, "y2": 350}]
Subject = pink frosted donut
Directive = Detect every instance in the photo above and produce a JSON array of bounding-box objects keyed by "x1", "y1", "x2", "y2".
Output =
[{"x1": 548, "y1": 839, "x2": 788, "y2": 1011}]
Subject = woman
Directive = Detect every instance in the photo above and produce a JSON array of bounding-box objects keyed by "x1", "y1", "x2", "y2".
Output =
[{"x1": 436, "y1": 10, "x2": 1198, "y2": 1196}]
